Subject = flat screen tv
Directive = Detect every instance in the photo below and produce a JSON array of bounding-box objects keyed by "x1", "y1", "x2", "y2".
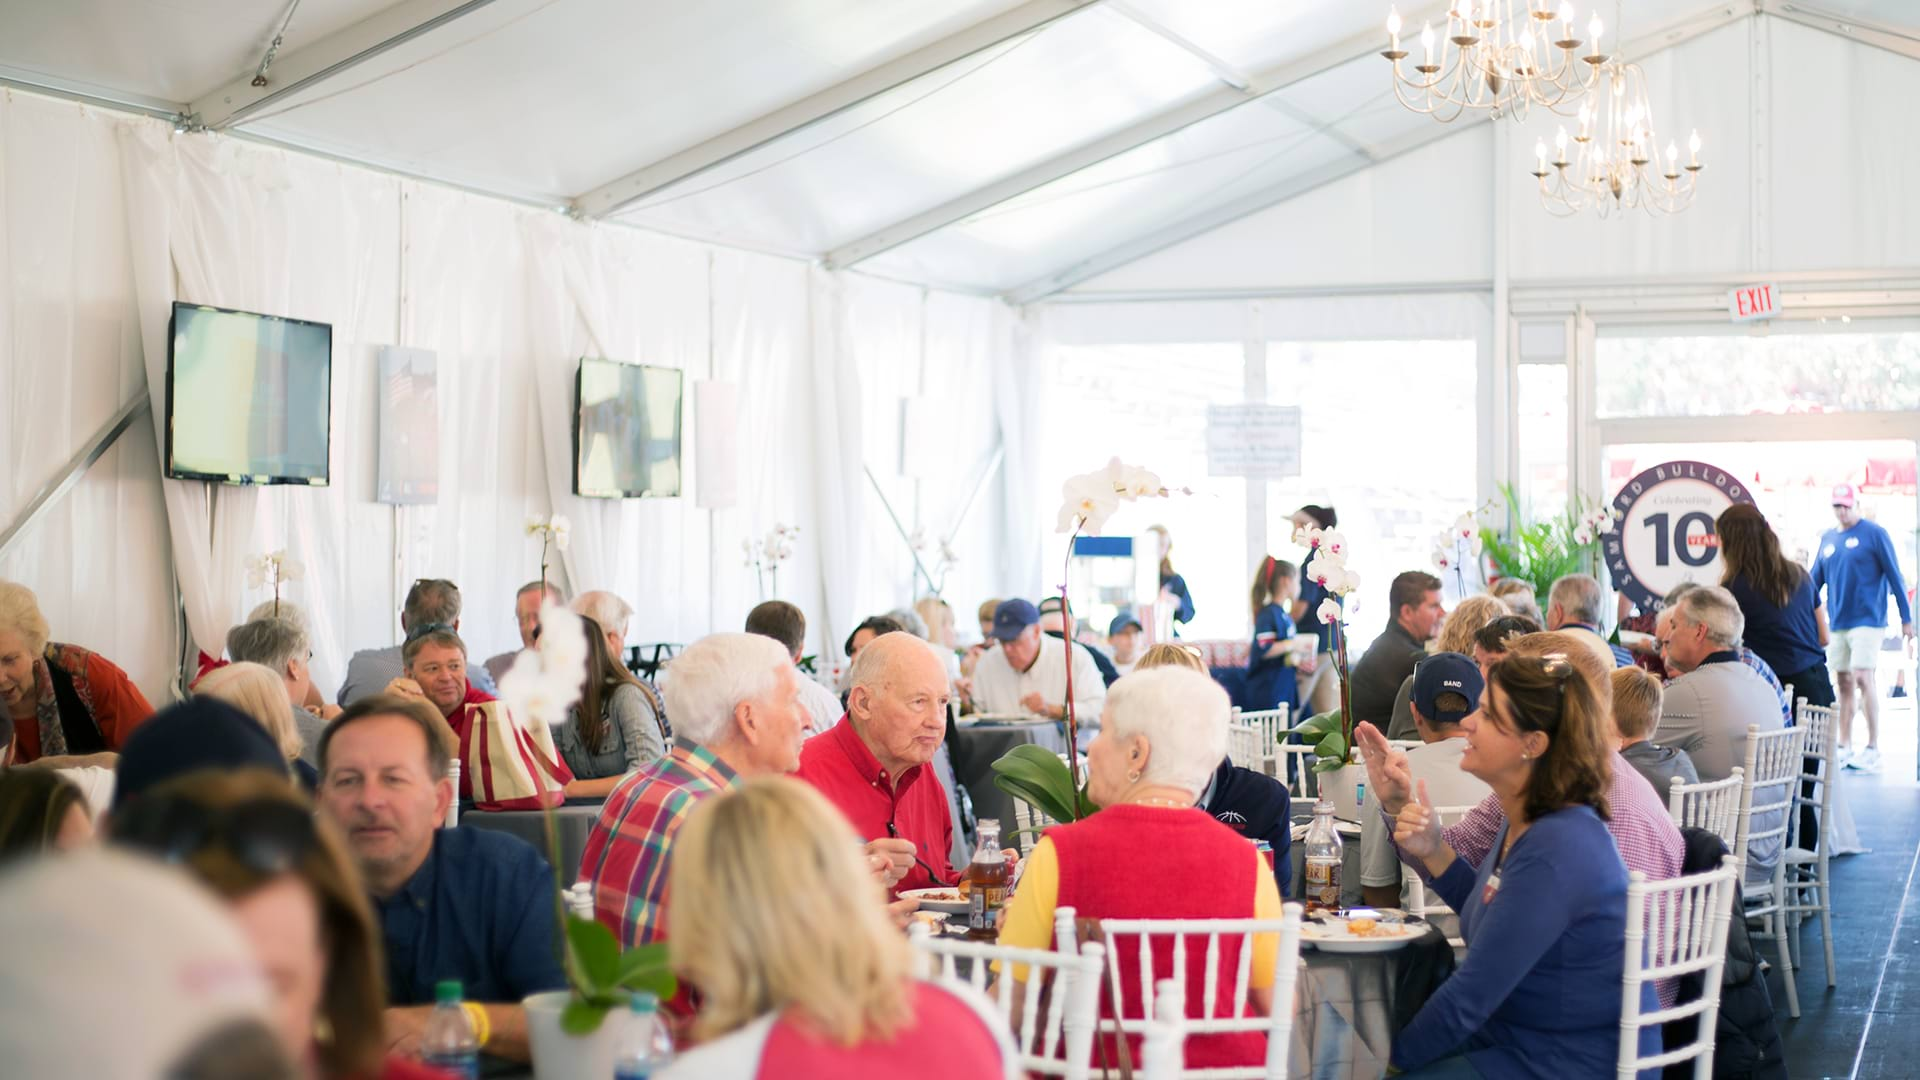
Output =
[
  {"x1": 573, "y1": 357, "x2": 683, "y2": 499},
  {"x1": 166, "y1": 301, "x2": 332, "y2": 486}
]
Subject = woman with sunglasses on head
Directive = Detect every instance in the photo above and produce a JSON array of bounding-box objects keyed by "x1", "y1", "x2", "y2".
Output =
[
  {"x1": 1385, "y1": 655, "x2": 1658, "y2": 1078},
  {"x1": 111, "y1": 768, "x2": 449, "y2": 1080}
]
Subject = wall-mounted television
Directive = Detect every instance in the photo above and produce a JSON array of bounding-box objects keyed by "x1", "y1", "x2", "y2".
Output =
[
  {"x1": 166, "y1": 301, "x2": 332, "y2": 486},
  {"x1": 573, "y1": 357, "x2": 682, "y2": 499}
]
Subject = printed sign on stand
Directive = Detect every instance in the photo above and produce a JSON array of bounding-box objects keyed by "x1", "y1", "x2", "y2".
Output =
[
  {"x1": 1605, "y1": 460, "x2": 1759, "y2": 612},
  {"x1": 1206, "y1": 404, "x2": 1302, "y2": 478}
]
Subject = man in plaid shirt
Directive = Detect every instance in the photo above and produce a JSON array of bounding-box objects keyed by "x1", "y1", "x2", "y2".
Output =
[
  {"x1": 579, "y1": 632, "x2": 813, "y2": 947},
  {"x1": 579, "y1": 631, "x2": 921, "y2": 949}
]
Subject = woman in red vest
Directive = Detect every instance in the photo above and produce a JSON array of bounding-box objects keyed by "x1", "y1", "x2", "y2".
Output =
[{"x1": 996, "y1": 665, "x2": 1284, "y2": 1069}]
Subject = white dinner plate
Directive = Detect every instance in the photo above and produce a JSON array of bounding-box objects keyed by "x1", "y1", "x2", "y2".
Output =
[
  {"x1": 961, "y1": 713, "x2": 1050, "y2": 726},
  {"x1": 900, "y1": 887, "x2": 971, "y2": 915},
  {"x1": 1298, "y1": 910, "x2": 1426, "y2": 954}
]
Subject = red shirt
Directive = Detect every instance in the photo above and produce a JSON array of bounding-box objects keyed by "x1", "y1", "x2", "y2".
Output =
[{"x1": 795, "y1": 718, "x2": 955, "y2": 894}]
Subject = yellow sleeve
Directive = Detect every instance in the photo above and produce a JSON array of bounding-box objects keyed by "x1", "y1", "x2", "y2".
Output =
[
  {"x1": 991, "y1": 837, "x2": 1060, "y2": 982},
  {"x1": 1250, "y1": 850, "x2": 1283, "y2": 989}
]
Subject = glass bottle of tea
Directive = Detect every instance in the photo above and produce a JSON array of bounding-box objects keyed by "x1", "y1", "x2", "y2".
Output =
[
  {"x1": 1303, "y1": 799, "x2": 1343, "y2": 914},
  {"x1": 965, "y1": 818, "x2": 1009, "y2": 940}
]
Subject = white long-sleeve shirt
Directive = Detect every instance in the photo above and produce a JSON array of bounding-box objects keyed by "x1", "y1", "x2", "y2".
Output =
[{"x1": 971, "y1": 635, "x2": 1106, "y2": 746}]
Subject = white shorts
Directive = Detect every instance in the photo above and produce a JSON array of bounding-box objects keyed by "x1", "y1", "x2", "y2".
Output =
[{"x1": 1827, "y1": 626, "x2": 1884, "y2": 672}]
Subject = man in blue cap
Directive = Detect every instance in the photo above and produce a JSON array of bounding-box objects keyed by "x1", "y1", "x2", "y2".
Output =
[
  {"x1": 970, "y1": 599, "x2": 1107, "y2": 749},
  {"x1": 1108, "y1": 612, "x2": 1146, "y2": 676},
  {"x1": 1358, "y1": 652, "x2": 1491, "y2": 910}
]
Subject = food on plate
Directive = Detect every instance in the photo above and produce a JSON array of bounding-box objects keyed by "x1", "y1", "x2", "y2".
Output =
[
  {"x1": 957, "y1": 877, "x2": 972, "y2": 898},
  {"x1": 910, "y1": 910, "x2": 945, "y2": 931},
  {"x1": 913, "y1": 889, "x2": 965, "y2": 903},
  {"x1": 1346, "y1": 917, "x2": 1379, "y2": 936}
]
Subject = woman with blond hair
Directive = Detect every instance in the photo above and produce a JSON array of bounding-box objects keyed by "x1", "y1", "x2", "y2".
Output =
[
  {"x1": 196, "y1": 661, "x2": 317, "y2": 792},
  {"x1": 0, "y1": 580, "x2": 152, "y2": 764},
  {"x1": 1386, "y1": 593, "x2": 1510, "y2": 740},
  {"x1": 112, "y1": 768, "x2": 447, "y2": 1079},
  {"x1": 659, "y1": 777, "x2": 1015, "y2": 1078}
]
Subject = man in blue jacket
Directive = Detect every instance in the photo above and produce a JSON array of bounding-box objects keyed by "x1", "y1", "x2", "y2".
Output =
[{"x1": 1811, "y1": 484, "x2": 1915, "y2": 772}]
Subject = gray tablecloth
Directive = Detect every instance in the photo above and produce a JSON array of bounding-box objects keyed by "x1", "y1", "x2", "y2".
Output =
[
  {"x1": 1293, "y1": 927, "x2": 1452, "y2": 1079},
  {"x1": 460, "y1": 802, "x2": 603, "y2": 882},
  {"x1": 946, "y1": 720, "x2": 1069, "y2": 834}
]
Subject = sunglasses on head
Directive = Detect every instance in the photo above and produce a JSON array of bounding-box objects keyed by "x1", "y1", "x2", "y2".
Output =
[{"x1": 115, "y1": 794, "x2": 317, "y2": 878}]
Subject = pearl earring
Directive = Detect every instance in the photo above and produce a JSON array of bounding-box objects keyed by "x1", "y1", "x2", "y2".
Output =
[{"x1": 1127, "y1": 769, "x2": 1142, "y2": 783}]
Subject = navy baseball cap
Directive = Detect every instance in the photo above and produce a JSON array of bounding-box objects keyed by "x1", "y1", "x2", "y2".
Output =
[
  {"x1": 1108, "y1": 612, "x2": 1144, "y2": 637},
  {"x1": 1412, "y1": 652, "x2": 1484, "y2": 727},
  {"x1": 992, "y1": 599, "x2": 1041, "y2": 641}
]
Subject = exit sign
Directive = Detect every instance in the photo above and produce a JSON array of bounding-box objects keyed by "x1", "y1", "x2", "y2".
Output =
[{"x1": 1729, "y1": 283, "x2": 1780, "y2": 322}]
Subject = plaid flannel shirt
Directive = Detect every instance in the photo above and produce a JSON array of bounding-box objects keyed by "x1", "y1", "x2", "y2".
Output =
[{"x1": 579, "y1": 742, "x2": 741, "y2": 948}]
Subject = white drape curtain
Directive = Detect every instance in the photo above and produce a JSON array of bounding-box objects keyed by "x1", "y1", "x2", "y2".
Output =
[{"x1": 0, "y1": 90, "x2": 1031, "y2": 701}]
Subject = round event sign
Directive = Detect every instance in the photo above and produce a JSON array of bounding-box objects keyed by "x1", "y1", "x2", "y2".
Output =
[{"x1": 1604, "y1": 460, "x2": 1758, "y2": 613}]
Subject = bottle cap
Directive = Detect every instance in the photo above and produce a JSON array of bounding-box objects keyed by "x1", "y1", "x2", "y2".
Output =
[
  {"x1": 1314, "y1": 799, "x2": 1334, "y2": 812},
  {"x1": 629, "y1": 991, "x2": 659, "y2": 1014},
  {"x1": 435, "y1": 980, "x2": 463, "y2": 1004}
]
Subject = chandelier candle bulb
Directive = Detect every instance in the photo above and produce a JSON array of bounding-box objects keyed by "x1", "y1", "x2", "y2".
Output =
[
  {"x1": 1421, "y1": 22, "x2": 1435, "y2": 67},
  {"x1": 1388, "y1": 6, "x2": 1402, "y2": 52},
  {"x1": 1689, "y1": 129, "x2": 1701, "y2": 165},
  {"x1": 1588, "y1": 14, "x2": 1602, "y2": 55}
]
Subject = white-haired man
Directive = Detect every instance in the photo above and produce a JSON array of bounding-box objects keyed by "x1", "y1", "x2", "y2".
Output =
[
  {"x1": 571, "y1": 590, "x2": 634, "y2": 666},
  {"x1": 483, "y1": 580, "x2": 565, "y2": 686},
  {"x1": 798, "y1": 632, "x2": 1017, "y2": 896},
  {"x1": 580, "y1": 632, "x2": 815, "y2": 951},
  {"x1": 1655, "y1": 586, "x2": 1786, "y2": 783},
  {"x1": 225, "y1": 616, "x2": 337, "y2": 767},
  {"x1": 1546, "y1": 573, "x2": 1633, "y2": 671}
]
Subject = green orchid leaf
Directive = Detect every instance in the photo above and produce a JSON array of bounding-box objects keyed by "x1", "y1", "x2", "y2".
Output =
[
  {"x1": 994, "y1": 774, "x2": 1079, "y2": 825},
  {"x1": 615, "y1": 942, "x2": 678, "y2": 999},
  {"x1": 1312, "y1": 755, "x2": 1351, "y2": 774},
  {"x1": 560, "y1": 998, "x2": 611, "y2": 1036},
  {"x1": 566, "y1": 914, "x2": 621, "y2": 991},
  {"x1": 1313, "y1": 731, "x2": 1348, "y2": 762},
  {"x1": 1287, "y1": 712, "x2": 1339, "y2": 739}
]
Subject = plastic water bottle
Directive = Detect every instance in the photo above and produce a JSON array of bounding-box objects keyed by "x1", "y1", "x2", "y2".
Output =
[
  {"x1": 613, "y1": 992, "x2": 674, "y2": 1079},
  {"x1": 420, "y1": 980, "x2": 479, "y2": 1079}
]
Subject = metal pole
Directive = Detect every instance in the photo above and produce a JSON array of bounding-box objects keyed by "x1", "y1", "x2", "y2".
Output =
[
  {"x1": 865, "y1": 465, "x2": 937, "y2": 595},
  {"x1": 0, "y1": 392, "x2": 150, "y2": 561}
]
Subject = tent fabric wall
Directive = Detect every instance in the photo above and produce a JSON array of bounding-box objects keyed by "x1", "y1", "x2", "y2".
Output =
[{"x1": 0, "y1": 88, "x2": 1031, "y2": 704}]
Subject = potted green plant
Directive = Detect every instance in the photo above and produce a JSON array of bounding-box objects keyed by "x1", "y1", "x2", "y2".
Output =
[
  {"x1": 1478, "y1": 484, "x2": 1616, "y2": 606},
  {"x1": 498, "y1": 598, "x2": 675, "y2": 1077}
]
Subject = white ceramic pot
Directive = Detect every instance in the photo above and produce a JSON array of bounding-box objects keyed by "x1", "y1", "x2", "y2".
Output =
[{"x1": 524, "y1": 991, "x2": 636, "y2": 1079}]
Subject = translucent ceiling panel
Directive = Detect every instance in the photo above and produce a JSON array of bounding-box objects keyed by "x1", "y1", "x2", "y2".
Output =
[
  {"x1": 1113, "y1": 0, "x2": 1385, "y2": 73},
  {"x1": 614, "y1": 5, "x2": 1224, "y2": 254},
  {"x1": 244, "y1": 0, "x2": 1026, "y2": 202},
  {"x1": 860, "y1": 98, "x2": 1359, "y2": 293},
  {"x1": 0, "y1": 0, "x2": 396, "y2": 105},
  {"x1": 1277, "y1": 54, "x2": 1445, "y2": 161}
]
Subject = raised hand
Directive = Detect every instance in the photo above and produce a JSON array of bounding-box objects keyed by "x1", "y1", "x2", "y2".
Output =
[
  {"x1": 1392, "y1": 779, "x2": 1445, "y2": 863},
  {"x1": 1354, "y1": 722, "x2": 1414, "y2": 814}
]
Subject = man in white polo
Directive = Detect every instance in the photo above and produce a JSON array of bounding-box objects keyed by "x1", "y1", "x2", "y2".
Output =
[
  {"x1": 970, "y1": 600, "x2": 1106, "y2": 750},
  {"x1": 1811, "y1": 484, "x2": 1914, "y2": 771}
]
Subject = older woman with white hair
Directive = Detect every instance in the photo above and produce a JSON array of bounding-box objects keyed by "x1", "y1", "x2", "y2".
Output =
[
  {"x1": 994, "y1": 666, "x2": 1284, "y2": 1070},
  {"x1": 0, "y1": 581, "x2": 153, "y2": 765}
]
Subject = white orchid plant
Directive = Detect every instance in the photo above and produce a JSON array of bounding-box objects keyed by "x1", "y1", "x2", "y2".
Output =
[
  {"x1": 245, "y1": 550, "x2": 304, "y2": 618},
  {"x1": 743, "y1": 523, "x2": 799, "y2": 600},
  {"x1": 907, "y1": 527, "x2": 961, "y2": 594},
  {"x1": 993, "y1": 460, "x2": 1188, "y2": 830},
  {"x1": 525, "y1": 514, "x2": 572, "y2": 593},
  {"x1": 1288, "y1": 523, "x2": 1365, "y2": 774},
  {"x1": 497, "y1": 600, "x2": 674, "y2": 1033},
  {"x1": 1431, "y1": 504, "x2": 1493, "y2": 598}
]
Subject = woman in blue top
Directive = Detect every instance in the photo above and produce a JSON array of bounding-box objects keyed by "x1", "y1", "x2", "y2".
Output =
[
  {"x1": 1717, "y1": 504, "x2": 1835, "y2": 708},
  {"x1": 1289, "y1": 505, "x2": 1339, "y2": 716},
  {"x1": 1146, "y1": 525, "x2": 1196, "y2": 631},
  {"x1": 1243, "y1": 557, "x2": 1300, "y2": 713},
  {"x1": 1390, "y1": 654, "x2": 1659, "y2": 1078}
]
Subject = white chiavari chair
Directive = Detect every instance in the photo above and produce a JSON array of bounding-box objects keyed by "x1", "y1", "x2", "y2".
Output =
[{"x1": 1616, "y1": 856, "x2": 1742, "y2": 1079}]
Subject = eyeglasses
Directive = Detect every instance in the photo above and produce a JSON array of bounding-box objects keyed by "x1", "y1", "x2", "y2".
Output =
[{"x1": 114, "y1": 795, "x2": 317, "y2": 878}]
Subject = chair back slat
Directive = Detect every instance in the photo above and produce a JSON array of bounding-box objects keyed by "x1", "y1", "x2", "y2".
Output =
[
  {"x1": 1736, "y1": 725, "x2": 1806, "y2": 879},
  {"x1": 1618, "y1": 855, "x2": 1741, "y2": 1078},
  {"x1": 1226, "y1": 723, "x2": 1263, "y2": 771},
  {"x1": 1795, "y1": 703, "x2": 1839, "y2": 829},
  {"x1": 1138, "y1": 980, "x2": 1190, "y2": 1080},
  {"x1": 909, "y1": 923, "x2": 1106, "y2": 1079},
  {"x1": 1092, "y1": 905, "x2": 1305, "y2": 1062},
  {"x1": 1667, "y1": 769, "x2": 1743, "y2": 851}
]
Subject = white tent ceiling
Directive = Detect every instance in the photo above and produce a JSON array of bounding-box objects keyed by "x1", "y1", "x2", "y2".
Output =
[{"x1": 2, "y1": 0, "x2": 1916, "y2": 298}]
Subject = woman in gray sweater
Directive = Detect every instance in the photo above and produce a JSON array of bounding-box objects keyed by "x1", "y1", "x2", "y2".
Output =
[{"x1": 556, "y1": 616, "x2": 669, "y2": 798}]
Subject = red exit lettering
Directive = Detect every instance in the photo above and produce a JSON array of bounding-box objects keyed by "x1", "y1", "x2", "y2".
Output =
[{"x1": 1729, "y1": 283, "x2": 1779, "y2": 322}]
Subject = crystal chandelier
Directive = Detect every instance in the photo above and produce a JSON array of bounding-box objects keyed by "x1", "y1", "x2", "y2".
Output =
[
  {"x1": 1382, "y1": 1, "x2": 1611, "y2": 121},
  {"x1": 1528, "y1": 59, "x2": 1703, "y2": 217}
]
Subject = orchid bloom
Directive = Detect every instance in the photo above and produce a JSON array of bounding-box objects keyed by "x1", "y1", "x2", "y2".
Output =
[
  {"x1": 498, "y1": 601, "x2": 588, "y2": 730},
  {"x1": 1317, "y1": 597, "x2": 1344, "y2": 626}
]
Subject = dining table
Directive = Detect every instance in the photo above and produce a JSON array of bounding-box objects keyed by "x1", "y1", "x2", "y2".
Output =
[{"x1": 945, "y1": 714, "x2": 1070, "y2": 834}]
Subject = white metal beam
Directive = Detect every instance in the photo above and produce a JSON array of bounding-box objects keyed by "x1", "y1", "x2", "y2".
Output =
[
  {"x1": 571, "y1": 0, "x2": 1101, "y2": 218},
  {"x1": 1758, "y1": 0, "x2": 1920, "y2": 62},
  {"x1": 188, "y1": 0, "x2": 507, "y2": 130},
  {"x1": 821, "y1": 5, "x2": 1450, "y2": 271},
  {"x1": 1004, "y1": 0, "x2": 1761, "y2": 305}
]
